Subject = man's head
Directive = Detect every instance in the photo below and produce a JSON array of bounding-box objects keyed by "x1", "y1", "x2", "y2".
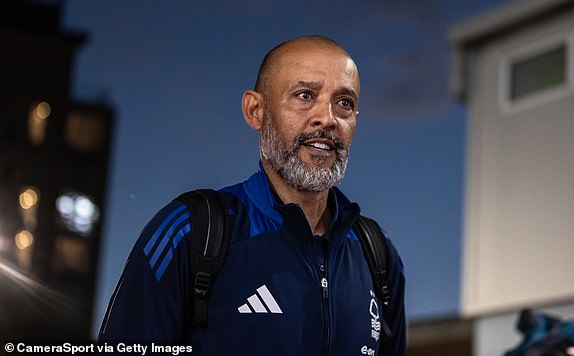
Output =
[
  {"x1": 254, "y1": 36, "x2": 359, "y2": 98},
  {"x1": 242, "y1": 36, "x2": 360, "y2": 192}
]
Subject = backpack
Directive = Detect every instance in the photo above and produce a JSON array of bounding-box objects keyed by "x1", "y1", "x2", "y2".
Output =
[
  {"x1": 504, "y1": 309, "x2": 574, "y2": 356},
  {"x1": 177, "y1": 189, "x2": 393, "y2": 342}
]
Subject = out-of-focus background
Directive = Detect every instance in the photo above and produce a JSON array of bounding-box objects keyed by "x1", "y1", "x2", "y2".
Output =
[{"x1": 1, "y1": 0, "x2": 573, "y2": 355}]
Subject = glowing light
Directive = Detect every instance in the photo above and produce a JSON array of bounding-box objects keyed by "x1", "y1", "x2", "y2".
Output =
[
  {"x1": 28, "y1": 101, "x2": 51, "y2": 145},
  {"x1": 56, "y1": 192, "x2": 100, "y2": 236},
  {"x1": 19, "y1": 187, "x2": 39, "y2": 210},
  {"x1": 75, "y1": 196, "x2": 96, "y2": 219},
  {"x1": 33, "y1": 101, "x2": 51, "y2": 121},
  {"x1": 56, "y1": 195, "x2": 74, "y2": 215},
  {"x1": 15, "y1": 230, "x2": 34, "y2": 250}
]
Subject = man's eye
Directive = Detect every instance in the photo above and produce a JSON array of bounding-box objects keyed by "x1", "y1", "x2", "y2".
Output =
[
  {"x1": 339, "y1": 98, "x2": 355, "y2": 109},
  {"x1": 297, "y1": 91, "x2": 313, "y2": 100}
]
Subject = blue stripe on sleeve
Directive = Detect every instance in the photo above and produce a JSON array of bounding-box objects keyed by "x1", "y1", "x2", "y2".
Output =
[
  {"x1": 149, "y1": 212, "x2": 189, "y2": 268},
  {"x1": 143, "y1": 204, "x2": 187, "y2": 256},
  {"x1": 154, "y1": 223, "x2": 191, "y2": 281}
]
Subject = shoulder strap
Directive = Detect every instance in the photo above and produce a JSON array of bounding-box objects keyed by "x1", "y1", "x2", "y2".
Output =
[
  {"x1": 176, "y1": 189, "x2": 229, "y2": 327},
  {"x1": 353, "y1": 215, "x2": 393, "y2": 342},
  {"x1": 353, "y1": 215, "x2": 391, "y2": 306}
]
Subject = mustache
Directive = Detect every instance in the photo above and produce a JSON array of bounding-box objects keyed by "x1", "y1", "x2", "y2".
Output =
[{"x1": 293, "y1": 130, "x2": 346, "y2": 151}]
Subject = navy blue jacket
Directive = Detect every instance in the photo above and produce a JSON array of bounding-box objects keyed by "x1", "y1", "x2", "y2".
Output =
[{"x1": 99, "y1": 165, "x2": 406, "y2": 355}]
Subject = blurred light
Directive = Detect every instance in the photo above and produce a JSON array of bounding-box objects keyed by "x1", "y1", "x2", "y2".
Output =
[
  {"x1": 19, "y1": 186, "x2": 40, "y2": 230},
  {"x1": 19, "y1": 187, "x2": 39, "y2": 210},
  {"x1": 33, "y1": 101, "x2": 51, "y2": 121},
  {"x1": 15, "y1": 230, "x2": 34, "y2": 250},
  {"x1": 56, "y1": 195, "x2": 74, "y2": 215},
  {"x1": 28, "y1": 101, "x2": 51, "y2": 145},
  {"x1": 56, "y1": 192, "x2": 99, "y2": 236},
  {"x1": 75, "y1": 196, "x2": 96, "y2": 219}
]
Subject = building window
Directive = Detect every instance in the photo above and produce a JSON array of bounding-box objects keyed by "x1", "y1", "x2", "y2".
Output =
[
  {"x1": 510, "y1": 44, "x2": 567, "y2": 100},
  {"x1": 500, "y1": 32, "x2": 573, "y2": 113},
  {"x1": 65, "y1": 111, "x2": 106, "y2": 152}
]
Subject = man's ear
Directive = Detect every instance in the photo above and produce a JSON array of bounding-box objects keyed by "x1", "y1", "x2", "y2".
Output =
[{"x1": 242, "y1": 90, "x2": 265, "y2": 131}]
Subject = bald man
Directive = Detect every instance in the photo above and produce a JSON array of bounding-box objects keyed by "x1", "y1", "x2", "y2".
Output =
[{"x1": 99, "y1": 36, "x2": 406, "y2": 356}]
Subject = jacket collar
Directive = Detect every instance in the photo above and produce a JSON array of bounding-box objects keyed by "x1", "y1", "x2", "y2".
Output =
[{"x1": 243, "y1": 161, "x2": 360, "y2": 229}]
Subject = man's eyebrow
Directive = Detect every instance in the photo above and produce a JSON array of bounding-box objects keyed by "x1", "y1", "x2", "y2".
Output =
[
  {"x1": 290, "y1": 81, "x2": 358, "y2": 99},
  {"x1": 335, "y1": 87, "x2": 359, "y2": 100},
  {"x1": 291, "y1": 81, "x2": 322, "y2": 90}
]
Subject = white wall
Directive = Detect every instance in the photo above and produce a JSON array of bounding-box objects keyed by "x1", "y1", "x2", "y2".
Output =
[{"x1": 462, "y1": 8, "x2": 574, "y2": 316}]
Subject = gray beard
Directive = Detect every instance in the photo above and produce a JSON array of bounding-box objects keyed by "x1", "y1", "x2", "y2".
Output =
[{"x1": 260, "y1": 114, "x2": 349, "y2": 192}]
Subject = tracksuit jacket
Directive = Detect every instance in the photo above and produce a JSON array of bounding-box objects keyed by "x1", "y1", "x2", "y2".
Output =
[{"x1": 99, "y1": 164, "x2": 406, "y2": 355}]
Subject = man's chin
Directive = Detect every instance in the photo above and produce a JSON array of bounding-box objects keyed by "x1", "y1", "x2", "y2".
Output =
[{"x1": 299, "y1": 152, "x2": 337, "y2": 170}]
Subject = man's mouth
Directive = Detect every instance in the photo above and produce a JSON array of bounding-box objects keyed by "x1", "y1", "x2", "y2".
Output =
[
  {"x1": 295, "y1": 130, "x2": 345, "y2": 155},
  {"x1": 302, "y1": 140, "x2": 334, "y2": 152}
]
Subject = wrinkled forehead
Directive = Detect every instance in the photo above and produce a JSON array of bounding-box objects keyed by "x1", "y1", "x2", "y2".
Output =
[{"x1": 270, "y1": 43, "x2": 361, "y2": 95}]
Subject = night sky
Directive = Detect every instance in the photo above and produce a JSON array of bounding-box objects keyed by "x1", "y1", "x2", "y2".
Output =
[{"x1": 61, "y1": 0, "x2": 508, "y2": 331}]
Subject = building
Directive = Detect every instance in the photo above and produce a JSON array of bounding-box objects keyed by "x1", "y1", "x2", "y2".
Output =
[
  {"x1": 0, "y1": 0, "x2": 113, "y2": 340},
  {"x1": 449, "y1": 0, "x2": 574, "y2": 354}
]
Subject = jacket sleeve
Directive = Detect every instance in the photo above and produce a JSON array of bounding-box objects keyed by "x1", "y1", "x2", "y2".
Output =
[
  {"x1": 98, "y1": 201, "x2": 191, "y2": 342},
  {"x1": 381, "y1": 238, "x2": 407, "y2": 356}
]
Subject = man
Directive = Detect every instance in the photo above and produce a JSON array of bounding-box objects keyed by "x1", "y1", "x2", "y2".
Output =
[{"x1": 99, "y1": 36, "x2": 406, "y2": 355}]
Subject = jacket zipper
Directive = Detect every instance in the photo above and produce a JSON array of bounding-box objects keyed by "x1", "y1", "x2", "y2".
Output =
[
  {"x1": 318, "y1": 214, "x2": 358, "y2": 356},
  {"x1": 294, "y1": 202, "x2": 334, "y2": 356},
  {"x1": 320, "y1": 260, "x2": 331, "y2": 356}
]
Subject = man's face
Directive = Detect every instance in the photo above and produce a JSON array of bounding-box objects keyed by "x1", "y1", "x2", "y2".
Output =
[
  {"x1": 260, "y1": 111, "x2": 349, "y2": 192},
  {"x1": 260, "y1": 43, "x2": 360, "y2": 192}
]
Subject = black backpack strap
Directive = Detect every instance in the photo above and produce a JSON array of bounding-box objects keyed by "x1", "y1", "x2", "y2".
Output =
[
  {"x1": 176, "y1": 189, "x2": 229, "y2": 327},
  {"x1": 353, "y1": 215, "x2": 393, "y2": 343}
]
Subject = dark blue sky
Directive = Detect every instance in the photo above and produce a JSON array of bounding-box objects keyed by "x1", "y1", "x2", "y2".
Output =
[{"x1": 62, "y1": 0, "x2": 508, "y2": 329}]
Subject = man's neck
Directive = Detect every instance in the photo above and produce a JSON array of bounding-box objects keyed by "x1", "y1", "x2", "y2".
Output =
[{"x1": 262, "y1": 161, "x2": 332, "y2": 236}]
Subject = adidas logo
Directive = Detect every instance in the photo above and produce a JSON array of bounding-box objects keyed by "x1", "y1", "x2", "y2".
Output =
[{"x1": 238, "y1": 285, "x2": 283, "y2": 314}]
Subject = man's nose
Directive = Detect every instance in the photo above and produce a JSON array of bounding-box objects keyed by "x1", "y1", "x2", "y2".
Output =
[{"x1": 310, "y1": 100, "x2": 337, "y2": 129}]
